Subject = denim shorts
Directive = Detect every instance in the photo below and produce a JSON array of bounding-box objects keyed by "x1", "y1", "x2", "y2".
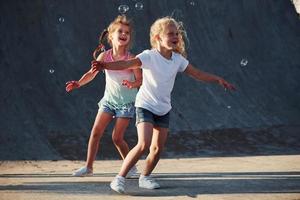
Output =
[
  {"x1": 98, "y1": 100, "x2": 135, "y2": 118},
  {"x1": 135, "y1": 107, "x2": 170, "y2": 128}
]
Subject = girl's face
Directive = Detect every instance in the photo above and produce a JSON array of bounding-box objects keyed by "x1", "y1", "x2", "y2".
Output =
[
  {"x1": 110, "y1": 24, "x2": 131, "y2": 47},
  {"x1": 158, "y1": 23, "x2": 179, "y2": 50}
]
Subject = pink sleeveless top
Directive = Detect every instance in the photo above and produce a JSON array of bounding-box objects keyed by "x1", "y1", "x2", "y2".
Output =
[{"x1": 100, "y1": 49, "x2": 137, "y2": 107}]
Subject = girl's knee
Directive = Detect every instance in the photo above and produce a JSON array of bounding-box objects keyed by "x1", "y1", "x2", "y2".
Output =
[
  {"x1": 91, "y1": 128, "x2": 104, "y2": 139},
  {"x1": 136, "y1": 142, "x2": 150, "y2": 153},
  {"x1": 150, "y1": 145, "x2": 163, "y2": 156}
]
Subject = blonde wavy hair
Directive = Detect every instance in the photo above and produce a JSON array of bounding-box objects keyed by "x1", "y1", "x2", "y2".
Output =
[{"x1": 150, "y1": 16, "x2": 187, "y2": 57}]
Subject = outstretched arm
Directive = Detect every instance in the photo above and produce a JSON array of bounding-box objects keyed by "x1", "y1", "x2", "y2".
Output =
[
  {"x1": 91, "y1": 57, "x2": 142, "y2": 73},
  {"x1": 66, "y1": 52, "x2": 105, "y2": 92},
  {"x1": 184, "y1": 64, "x2": 236, "y2": 90}
]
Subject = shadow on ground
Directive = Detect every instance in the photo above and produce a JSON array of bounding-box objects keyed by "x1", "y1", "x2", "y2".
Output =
[{"x1": 1, "y1": 172, "x2": 299, "y2": 197}]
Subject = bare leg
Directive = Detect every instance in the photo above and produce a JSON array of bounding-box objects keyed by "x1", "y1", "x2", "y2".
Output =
[
  {"x1": 111, "y1": 117, "x2": 131, "y2": 159},
  {"x1": 118, "y1": 122, "x2": 153, "y2": 177},
  {"x1": 86, "y1": 112, "x2": 113, "y2": 169},
  {"x1": 142, "y1": 126, "x2": 168, "y2": 176}
]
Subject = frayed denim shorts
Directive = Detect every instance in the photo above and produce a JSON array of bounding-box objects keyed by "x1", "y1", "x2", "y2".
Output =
[
  {"x1": 98, "y1": 100, "x2": 135, "y2": 118},
  {"x1": 135, "y1": 107, "x2": 170, "y2": 128}
]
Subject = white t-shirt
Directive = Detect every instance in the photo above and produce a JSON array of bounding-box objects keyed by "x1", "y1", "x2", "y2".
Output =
[{"x1": 136, "y1": 49, "x2": 189, "y2": 115}]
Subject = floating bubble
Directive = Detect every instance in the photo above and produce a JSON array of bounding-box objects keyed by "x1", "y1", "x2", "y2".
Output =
[
  {"x1": 49, "y1": 69, "x2": 55, "y2": 74},
  {"x1": 58, "y1": 17, "x2": 65, "y2": 23},
  {"x1": 227, "y1": 105, "x2": 231, "y2": 109},
  {"x1": 135, "y1": 2, "x2": 143, "y2": 10},
  {"x1": 190, "y1": 1, "x2": 195, "y2": 6},
  {"x1": 240, "y1": 58, "x2": 248, "y2": 66},
  {"x1": 118, "y1": 5, "x2": 129, "y2": 14}
]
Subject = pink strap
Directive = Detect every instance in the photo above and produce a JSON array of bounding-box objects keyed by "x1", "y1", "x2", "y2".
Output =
[
  {"x1": 104, "y1": 49, "x2": 130, "y2": 62},
  {"x1": 103, "y1": 49, "x2": 112, "y2": 62}
]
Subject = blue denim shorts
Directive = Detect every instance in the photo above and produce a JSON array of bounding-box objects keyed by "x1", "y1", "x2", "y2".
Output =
[
  {"x1": 98, "y1": 100, "x2": 135, "y2": 118},
  {"x1": 135, "y1": 107, "x2": 170, "y2": 128}
]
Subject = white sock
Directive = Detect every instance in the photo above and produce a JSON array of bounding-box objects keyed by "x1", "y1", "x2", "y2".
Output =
[
  {"x1": 116, "y1": 175, "x2": 125, "y2": 180},
  {"x1": 139, "y1": 174, "x2": 148, "y2": 179}
]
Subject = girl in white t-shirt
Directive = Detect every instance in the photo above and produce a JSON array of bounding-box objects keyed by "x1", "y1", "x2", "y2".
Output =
[
  {"x1": 66, "y1": 15, "x2": 142, "y2": 177},
  {"x1": 92, "y1": 16, "x2": 235, "y2": 193}
]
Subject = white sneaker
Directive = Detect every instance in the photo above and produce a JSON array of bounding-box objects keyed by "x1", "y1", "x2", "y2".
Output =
[
  {"x1": 139, "y1": 175, "x2": 160, "y2": 189},
  {"x1": 110, "y1": 175, "x2": 125, "y2": 193},
  {"x1": 72, "y1": 166, "x2": 93, "y2": 177},
  {"x1": 126, "y1": 166, "x2": 139, "y2": 178}
]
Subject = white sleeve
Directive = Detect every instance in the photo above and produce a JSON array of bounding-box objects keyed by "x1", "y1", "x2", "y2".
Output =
[
  {"x1": 137, "y1": 50, "x2": 151, "y2": 69},
  {"x1": 178, "y1": 56, "x2": 189, "y2": 72}
]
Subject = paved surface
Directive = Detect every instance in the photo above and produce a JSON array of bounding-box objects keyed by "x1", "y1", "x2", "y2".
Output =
[{"x1": 1, "y1": 155, "x2": 300, "y2": 200}]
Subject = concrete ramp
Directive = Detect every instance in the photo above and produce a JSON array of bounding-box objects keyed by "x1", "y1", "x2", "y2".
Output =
[{"x1": 0, "y1": 0, "x2": 300, "y2": 160}]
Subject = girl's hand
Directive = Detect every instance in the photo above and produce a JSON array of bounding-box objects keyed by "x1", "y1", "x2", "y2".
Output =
[
  {"x1": 218, "y1": 78, "x2": 236, "y2": 91},
  {"x1": 91, "y1": 60, "x2": 104, "y2": 73},
  {"x1": 122, "y1": 80, "x2": 134, "y2": 89},
  {"x1": 65, "y1": 80, "x2": 80, "y2": 92}
]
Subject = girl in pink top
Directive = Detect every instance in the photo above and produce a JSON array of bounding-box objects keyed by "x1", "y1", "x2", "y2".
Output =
[{"x1": 66, "y1": 15, "x2": 142, "y2": 177}]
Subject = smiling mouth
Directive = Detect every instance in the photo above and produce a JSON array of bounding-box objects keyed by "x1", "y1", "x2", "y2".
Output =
[{"x1": 119, "y1": 37, "x2": 127, "y2": 42}]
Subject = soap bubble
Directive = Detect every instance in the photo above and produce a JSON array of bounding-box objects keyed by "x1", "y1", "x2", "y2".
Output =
[
  {"x1": 58, "y1": 17, "x2": 65, "y2": 23},
  {"x1": 190, "y1": 1, "x2": 195, "y2": 6},
  {"x1": 118, "y1": 5, "x2": 129, "y2": 14},
  {"x1": 240, "y1": 58, "x2": 248, "y2": 66},
  {"x1": 135, "y1": 2, "x2": 143, "y2": 10}
]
